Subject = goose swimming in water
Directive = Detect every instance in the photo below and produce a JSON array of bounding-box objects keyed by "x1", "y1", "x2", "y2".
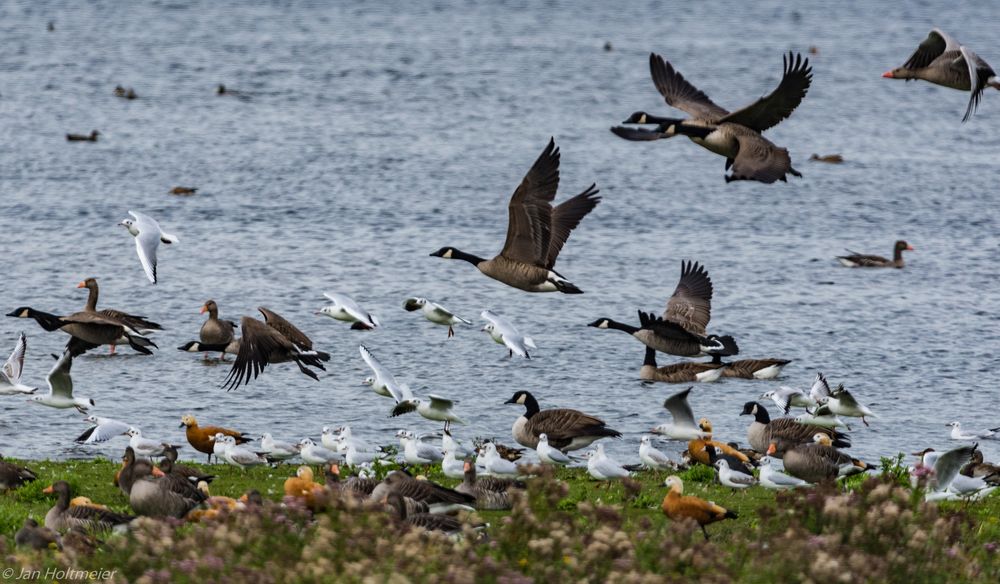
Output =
[{"x1": 837, "y1": 240, "x2": 913, "y2": 268}]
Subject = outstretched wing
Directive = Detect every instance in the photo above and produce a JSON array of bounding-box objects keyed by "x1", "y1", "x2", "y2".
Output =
[
  {"x1": 663, "y1": 261, "x2": 713, "y2": 335},
  {"x1": 903, "y1": 29, "x2": 959, "y2": 70},
  {"x1": 544, "y1": 184, "x2": 600, "y2": 269},
  {"x1": 223, "y1": 317, "x2": 291, "y2": 390},
  {"x1": 721, "y1": 52, "x2": 812, "y2": 132},
  {"x1": 500, "y1": 138, "x2": 561, "y2": 265},
  {"x1": 960, "y1": 46, "x2": 996, "y2": 122},
  {"x1": 258, "y1": 307, "x2": 313, "y2": 350},
  {"x1": 47, "y1": 349, "x2": 74, "y2": 398},
  {"x1": 649, "y1": 53, "x2": 729, "y2": 121},
  {"x1": 663, "y1": 387, "x2": 697, "y2": 427},
  {"x1": 2, "y1": 332, "x2": 27, "y2": 383}
]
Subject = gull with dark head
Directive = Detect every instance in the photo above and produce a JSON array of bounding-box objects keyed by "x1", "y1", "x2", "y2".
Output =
[{"x1": 118, "y1": 210, "x2": 178, "y2": 284}]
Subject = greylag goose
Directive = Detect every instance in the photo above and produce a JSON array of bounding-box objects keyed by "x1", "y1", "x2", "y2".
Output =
[
  {"x1": 0, "y1": 454, "x2": 37, "y2": 492},
  {"x1": 455, "y1": 461, "x2": 518, "y2": 510},
  {"x1": 77, "y1": 278, "x2": 162, "y2": 355},
  {"x1": 43, "y1": 481, "x2": 133, "y2": 532},
  {"x1": 7, "y1": 306, "x2": 156, "y2": 357},
  {"x1": 740, "y1": 401, "x2": 849, "y2": 455},
  {"x1": 222, "y1": 307, "x2": 330, "y2": 390},
  {"x1": 118, "y1": 447, "x2": 156, "y2": 496},
  {"x1": 612, "y1": 52, "x2": 811, "y2": 183},
  {"x1": 130, "y1": 463, "x2": 206, "y2": 518},
  {"x1": 66, "y1": 130, "x2": 99, "y2": 142},
  {"x1": 15, "y1": 518, "x2": 61, "y2": 550},
  {"x1": 837, "y1": 240, "x2": 913, "y2": 268},
  {"x1": 883, "y1": 29, "x2": 999, "y2": 121},
  {"x1": 430, "y1": 138, "x2": 600, "y2": 294},
  {"x1": 776, "y1": 435, "x2": 873, "y2": 484},
  {"x1": 589, "y1": 260, "x2": 739, "y2": 358},
  {"x1": 961, "y1": 449, "x2": 1000, "y2": 485},
  {"x1": 640, "y1": 348, "x2": 725, "y2": 383},
  {"x1": 161, "y1": 447, "x2": 215, "y2": 484},
  {"x1": 384, "y1": 492, "x2": 470, "y2": 534},
  {"x1": 370, "y1": 470, "x2": 476, "y2": 511},
  {"x1": 504, "y1": 390, "x2": 621, "y2": 452},
  {"x1": 198, "y1": 300, "x2": 237, "y2": 358},
  {"x1": 325, "y1": 464, "x2": 380, "y2": 497}
]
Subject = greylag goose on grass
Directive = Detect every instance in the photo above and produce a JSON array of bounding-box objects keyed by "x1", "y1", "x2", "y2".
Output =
[
  {"x1": 775, "y1": 434, "x2": 873, "y2": 484},
  {"x1": 883, "y1": 29, "x2": 999, "y2": 121},
  {"x1": 43, "y1": 481, "x2": 133, "y2": 532},
  {"x1": 612, "y1": 52, "x2": 811, "y2": 183},
  {"x1": 837, "y1": 240, "x2": 913, "y2": 268},
  {"x1": 430, "y1": 137, "x2": 600, "y2": 294},
  {"x1": 0, "y1": 455, "x2": 37, "y2": 492}
]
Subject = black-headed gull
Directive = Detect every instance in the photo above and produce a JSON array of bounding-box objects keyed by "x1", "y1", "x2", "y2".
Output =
[
  {"x1": 639, "y1": 435, "x2": 677, "y2": 470},
  {"x1": 651, "y1": 387, "x2": 706, "y2": 440},
  {"x1": 715, "y1": 459, "x2": 756, "y2": 489},
  {"x1": 825, "y1": 384, "x2": 877, "y2": 426},
  {"x1": 76, "y1": 415, "x2": 131, "y2": 444},
  {"x1": 795, "y1": 404, "x2": 851, "y2": 430},
  {"x1": 441, "y1": 450, "x2": 466, "y2": 479},
  {"x1": 585, "y1": 444, "x2": 630, "y2": 480},
  {"x1": 760, "y1": 386, "x2": 817, "y2": 415},
  {"x1": 358, "y1": 345, "x2": 403, "y2": 399},
  {"x1": 318, "y1": 293, "x2": 379, "y2": 330},
  {"x1": 479, "y1": 443, "x2": 520, "y2": 476},
  {"x1": 403, "y1": 297, "x2": 471, "y2": 337},
  {"x1": 28, "y1": 349, "x2": 93, "y2": 413},
  {"x1": 397, "y1": 430, "x2": 443, "y2": 464},
  {"x1": 260, "y1": 432, "x2": 300, "y2": 461},
  {"x1": 0, "y1": 332, "x2": 36, "y2": 395},
  {"x1": 536, "y1": 433, "x2": 575, "y2": 466},
  {"x1": 758, "y1": 456, "x2": 811, "y2": 490},
  {"x1": 481, "y1": 310, "x2": 536, "y2": 358},
  {"x1": 126, "y1": 428, "x2": 170, "y2": 458},
  {"x1": 221, "y1": 435, "x2": 267, "y2": 469},
  {"x1": 118, "y1": 210, "x2": 178, "y2": 284},
  {"x1": 947, "y1": 421, "x2": 999, "y2": 441},
  {"x1": 391, "y1": 392, "x2": 465, "y2": 431},
  {"x1": 299, "y1": 438, "x2": 342, "y2": 465}
]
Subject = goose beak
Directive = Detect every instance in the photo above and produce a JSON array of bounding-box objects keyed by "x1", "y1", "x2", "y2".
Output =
[
  {"x1": 881, "y1": 71, "x2": 894, "y2": 78},
  {"x1": 906, "y1": 245, "x2": 915, "y2": 251},
  {"x1": 503, "y1": 397, "x2": 516, "y2": 404},
  {"x1": 152, "y1": 467, "x2": 166, "y2": 477},
  {"x1": 76, "y1": 281, "x2": 86, "y2": 288},
  {"x1": 200, "y1": 305, "x2": 208, "y2": 314}
]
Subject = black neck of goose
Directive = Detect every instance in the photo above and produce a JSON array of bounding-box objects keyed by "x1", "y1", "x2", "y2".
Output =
[
  {"x1": 641, "y1": 114, "x2": 682, "y2": 125},
  {"x1": 710, "y1": 354, "x2": 723, "y2": 365},
  {"x1": 159, "y1": 458, "x2": 173, "y2": 474},
  {"x1": 521, "y1": 393, "x2": 540, "y2": 418},
  {"x1": 752, "y1": 404, "x2": 770, "y2": 423},
  {"x1": 606, "y1": 320, "x2": 640, "y2": 335},
  {"x1": 672, "y1": 123, "x2": 714, "y2": 139},
  {"x1": 893, "y1": 247, "x2": 904, "y2": 263},
  {"x1": 13, "y1": 308, "x2": 64, "y2": 332},
  {"x1": 643, "y1": 347, "x2": 657, "y2": 367},
  {"x1": 450, "y1": 249, "x2": 487, "y2": 266}
]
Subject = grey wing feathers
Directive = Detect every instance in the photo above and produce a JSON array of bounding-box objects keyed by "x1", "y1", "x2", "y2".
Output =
[
  {"x1": 47, "y1": 349, "x2": 74, "y2": 398},
  {"x1": 649, "y1": 53, "x2": 729, "y2": 120},
  {"x1": 663, "y1": 260, "x2": 713, "y2": 335},
  {"x1": 544, "y1": 184, "x2": 600, "y2": 269},
  {"x1": 721, "y1": 52, "x2": 812, "y2": 132},
  {"x1": 960, "y1": 46, "x2": 994, "y2": 122},
  {"x1": 663, "y1": 387, "x2": 697, "y2": 426},
  {"x1": 903, "y1": 29, "x2": 956, "y2": 70},
  {"x1": 500, "y1": 138, "x2": 561, "y2": 266}
]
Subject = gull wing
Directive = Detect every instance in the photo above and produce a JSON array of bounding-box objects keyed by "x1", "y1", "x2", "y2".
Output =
[
  {"x1": 47, "y1": 349, "x2": 74, "y2": 398},
  {"x1": 663, "y1": 387, "x2": 697, "y2": 427},
  {"x1": 2, "y1": 332, "x2": 27, "y2": 383}
]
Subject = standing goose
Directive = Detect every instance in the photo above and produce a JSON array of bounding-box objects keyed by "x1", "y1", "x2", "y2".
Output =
[
  {"x1": 640, "y1": 347, "x2": 726, "y2": 383},
  {"x1": 776, "y1": 435, "x2": 873, "y2": 484},
  {"x1": 43, "y1": 481, "x2": 134, "y2": 532},
  {"x1": 589, "y1": 260, "x2": 739, "y2": 358},
  {"x1": 612, "y1": 52, "x2": 811, "y2": 183},
  {"x1": 739, "y1": 401, "x2": 849, "y2": 455},
  {"x1": 883, "y1": 29, "x2": 999, "y2": 121},
  {"x1": 77, "y1": 278, "x2": 162, "y2": 355},
  {"x1": 837, "y1": 240, "x2": 913, "y2": 268},
  {"x1": 223, "y1": 307, "x2": 330, "y2": 390},
  {"x1": 430, "y1": 138, "x2": 600, "y2": 294},
  {"x1": 504, "y1": 390, "x2": 621, "y2": 452},
  {"x1": 0, "y1": 332, "x2": 36, "y2": 395},
  {"x1": 118, "y1": 447, "x2": 156, "y2": 496},
  {"x1": 7, "y1": 305, "x2": 156, "y2": 357},
  {"x1": 198, "y1": 300, "x2": 238, "y2": 358}
]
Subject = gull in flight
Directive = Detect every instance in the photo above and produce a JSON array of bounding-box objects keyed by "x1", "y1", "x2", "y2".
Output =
[
  {"x1": 0, "y1": 333, "x2": 36, "y2": 395},
  {"x1": 119, "y1": 210, "x2": 178, "y2": 284},
  {"x1": 28, "y1": 349, "x2": 93, "y2": 413}
]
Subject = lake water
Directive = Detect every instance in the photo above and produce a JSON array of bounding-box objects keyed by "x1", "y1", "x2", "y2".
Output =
[{"x1": 2, "y1": 0, "x2": 998, "y2": 468}]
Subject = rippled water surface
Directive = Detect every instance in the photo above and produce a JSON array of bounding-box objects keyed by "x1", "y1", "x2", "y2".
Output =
[{"x1": 2, "y1": 0, "x2": 999, "y2": 466}]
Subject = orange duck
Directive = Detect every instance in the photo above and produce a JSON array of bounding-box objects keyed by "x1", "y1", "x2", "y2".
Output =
[
  {"x1": 180, "y1": 415, "x2": 252, "y2": 463},
  {"x1": 661, "y1": 476, "x2": 737, "y2": 540},
  {"x1": 284, "y1": 466, "x2": 327, "y2": 511},
  {"x1": 687, "y1": 418, "x2": 750, "y2": 466}
]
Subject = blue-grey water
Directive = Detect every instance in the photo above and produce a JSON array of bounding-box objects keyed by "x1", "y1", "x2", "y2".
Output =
[{"x1": 1, "y1": 0, "x2": 998, "y2": 469}]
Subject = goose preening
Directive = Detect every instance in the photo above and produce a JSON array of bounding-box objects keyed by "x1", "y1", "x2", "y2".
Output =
[
  {"x1": 837, "y1": 240, "x2": 913, "y2": 268},
  {"x1": 0, "y1": 455, "x2": 37, "y2": 492},
  {"x1": 612, "y1": 52, "x2": 811, "y2": 183},
  {"x1": 76, "y1": 415, "x2": 131, "y2": 444},
  {"x1": 222, "y1": 307, "x2": 330, "y2": 390},
  {"x1": 883, "y1": 29, "x2": 999, "y2": 122},
  {"x1": 317, "y1": 292, "x2": 379, "y2": 330},
  {"x1": 651, "y1": 387, "x2": 708, "y2": 440},
  {"x1": 758, "y1": 456, "x2": 812, "y2": 490},
  {"x1": 198, "y1": 300, "x2": 238, "y2": 359},
  {"x1": 775, "y1": 434, "x2": 873, "y2": 484},
  {"x1": 77, "y1": 278, "x2": 162, "y2": 354},
  {"x1": 119, "y1": 210, "x2": 178, "y2": 284},
  {"x1": 481, "y1": 310, "x2": 537, "y2": 358},
  {"x1": 640, "y1": 348, "x2": 725, "y2": 383},
  {"x1": 7, "y1": 305, "x2": 156, "y2": 357},
  {"x1": 66, "y1": 130, "x2": 99, "y2": 142},
  {"x1": 947, "y1": 421, "x2": 999, "y2": 441},
  {"x1": 43, "y1": 481, "x2": 133, "y2": 532},
  {"x1": 430, "y1": 138, "x2": 600, "y2": 294},
  {"x1": 0, "y1": 332, "x2": 36, "y2": 395},
  {"x1": 740, "y1": 401, "x2": 849, "y2": 455},
  {"x1": 403, "y1": 297, "x2": 470, "y2": 337},
  {"x1": 715, "y1": 459, "x2": 756, "y2": 489},
  {"x1": 661, "y1": 476, "x2": 737, "y2": 540},
  {"x1": 28, "y1": 349, "x2": 93, "y2": 413},
  {"x1": 180, "y1": 415, "x2": 252, "y2": 463},
  {"x1": 589, "y1": 261, "x2": 739, "y2": 358},
  {"x1": 504, "y1": 390, "x2": 621, "y2": 452}
]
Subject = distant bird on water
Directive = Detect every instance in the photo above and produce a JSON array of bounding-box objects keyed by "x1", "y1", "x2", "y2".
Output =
[
  {"x1": 66, "y1": 131, "x2": 99, "y2": 142},
  {"x1": 837, "y1": 240, "x2": 913, "y2": 268}
]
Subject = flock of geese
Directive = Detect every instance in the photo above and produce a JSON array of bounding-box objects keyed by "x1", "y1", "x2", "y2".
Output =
[{"x1": 3, "y1": 27, "x2": 1000, "y2": 547}]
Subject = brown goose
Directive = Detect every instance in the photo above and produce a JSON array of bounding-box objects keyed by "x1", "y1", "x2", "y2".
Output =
[
  {"x1": 430, "y1": 138, "x2": 600, "y2": 294},
  {"x1": 589, "y1": 260, "x2": 739, "y2": 358},
  {"x1": 325, "y1": 464, "x2": 380, "y2": 497},
  {"x1": 77, "y1": 278, "x2": 162, "y2": 354},
  {"x1": 505, "y1": 390, "x2": 621, "y2": 452},
  {"x1": 0, "y1": 454, "x2": 37, "y2": 491},
  {"x1": 369, "y1": 470, "x2": 475, "y2": 511},
  {"x1": 198, "y1": 300, "x2": 238, "y2": 358},
  {"x1": 7, "y1": 305, "x2": 156, "y2": 357},
  {"x1": 740, "y1": 401, "x2": 849, "y2": 455},
  {"x1": 222, "y1": 307, "x2": 330, "y2": 390},
  {"x1": 640, "y1": 348, "x2": 726, "y2": 383},
  {"x1": 455, "y1": 460, "x2": 524, "y2": 510},
  {"x1": 961, "y1": 449, "x2": 1000, "y2": 485},
  {"x1": 43, "y1": 481, "x2": 133, "y2": 532},
  {"x1": 612, "y1": 52, "x2": 811, "y2": 183},
  {"x1": 710, "y1": 356, "x2": 792, "y2": 379},
  {"x1": 15, "y1": 518, "x2": 61, "y2": 550},
  {"x1": 130, "y1": 464, "x2": 207, "y2": 518},
  {"x1": 161, "y1": 446, "x2": 215, "y2": 484},
  {"x1": 384, "y1": 492, "x2": 466, "y2": 534},
  {"x1": 883, "y1": 29, "x2": 999, "y2": 121},
  {"x1": 809, "y1": 154, "x2": 843, "y2": 163},
  {"x1": 777, "y1": 434, "x2": 873, "y2": 484},
  {"x1": 837, "y1": 240, "x2": 913, "y2": 268},
  {"x1": 118, "y1": 446, "x2": 156, "y2": 496},
  {"x1": 66, "y1": 130, "x2": 99, "y2": 142}
]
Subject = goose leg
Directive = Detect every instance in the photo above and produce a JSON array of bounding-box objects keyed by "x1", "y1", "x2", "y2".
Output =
[
  {"x1": 447, "y1": 326, "x2": 454, "y2": 338},
  {"x1": 701, "y1": 525, "x2": 710, "y2": 541},
  {"x1": 109, "y1": 344, "x2": 117, "y2": 355}
]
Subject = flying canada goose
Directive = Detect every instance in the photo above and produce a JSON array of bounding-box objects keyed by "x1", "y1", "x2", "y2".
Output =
[
  {"x1": 77, "y1": 278, "x2": 162, "y2": 355},
  {"x1": 222, "y1": 307, "x2": 330, "y2": 390},
  {"x1": 1, "y1": 332, "x2": 36, "y2": 395},
  {"x1": 612, "y1": 52, "x2": 811, "y2": 183},
  {"x1": 66, "y1": 130, "x2": 99, "y2": 142},
  {"x1": 197, "y1": 300, "x2": 237, "y2": 358},
  {"x1": 661, "y1": 476, "x2": 737, "y2": 540},
  {"x1": 708, "y1": 355, "x2": 791, "y2": 379},
  {"x1": 589, "y1": 260, "x2": 739, "y2": 358},
  {"x1": 7, "y1": 305, "x2": 156, "y2": 357},
  {"x1": 0, "y1": 454, "x2": 37, "y2": 492},
  {"x1": 504, "y1": 390, "x2": 621, "y2": 452},
  {"x1": 28, "y1": 349, "x2": 94, "y2": 413},
  {"x1": 775, "y1": 435, "x2": 873, "y2": 484},
  {"x1": 43, "y1": 481, "x2": 134, "y2": 532},
  {"x1": 837, "y1": 240, "x2": 913, "y2": 268},
  {"x1": 403, "y1": 297, "x2": 471, "y2": 337},
  {"x1": 883, "y1": 29, "x2": 999, "y2": 122},
  {"x1": 430, "y1": 138, "x2": 600, "y2": 294},
  {"x1": 640, "y1": 348, "x2": 726, "y2": 383},
  {"x1": 740, "y1": 401, "x2": 849, "y2": 455}
]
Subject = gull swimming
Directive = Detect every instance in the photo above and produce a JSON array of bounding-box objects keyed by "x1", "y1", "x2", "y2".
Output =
[
  {"x1": 76, "y1": 416, "x2": 131, "y2": 444},
  {"x1": 481, "y1": 310, "x2": 536, "y2": 358},
  {"x1": 0, "y1": 333, "x2": 36, "y2": 395},
  {"x1": 947, "y1": 422, "x2": 999, "y2": 440},
  {"x1": 403, "y1": 297, "x2": 471, "y2": 337},
  {"x1": 28, "y1": 349, "x2": 93, "y2": 413},
  {"x1": 118, "y1": 210, "x2": 178, "y2": 284},
  {"x1": 318, "y1": 292, "x2": 379, "y2": 330}
]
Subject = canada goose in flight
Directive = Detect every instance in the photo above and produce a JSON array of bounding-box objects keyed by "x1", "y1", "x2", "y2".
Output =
[
  {"x1": 883, "y1": 29, "x2": 999, "y2": 122},
  {"x1": 589, "y1": 260, "x2": 738, "y2": 358},
  {"x1": 612, "y1": 52, "x2": 811, "y2": 183},
  {"x1": 222, "y1": 307, "x2": 330, "y2": 390},
  {"x1": 430, "y1": 138, "x2": 600, "y2": 293},
  {"x1": 7, "y1": 306, "x2": 155, "y2": 357},
  {"x1": 837, "y1": 240, "x2": 913, "y2": 268}
]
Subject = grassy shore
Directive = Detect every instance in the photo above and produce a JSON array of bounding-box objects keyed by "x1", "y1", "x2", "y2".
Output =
[{"x1": 1, "y1": 456, "x2": 999, "y2": 583}]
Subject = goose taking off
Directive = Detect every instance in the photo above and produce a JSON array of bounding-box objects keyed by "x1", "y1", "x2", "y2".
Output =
[
  {"x1": 222, "y1": 307, "x2": 330, "y2": 390},
  {"x1": 430, "y1": 138, "x2": 600, "y2": 293},
  {"x1": 589, "y1": 260, "x2": 738, "y2": 358},
  {"x1": 612, "y1": 52, "x2": 811, "y2": 183},
  {"x1": 883, "y1": 29, "x2": 999, "y2": 122},
  {"x1": 837, "y1": 240, "x2": 913, "y2": 268}
]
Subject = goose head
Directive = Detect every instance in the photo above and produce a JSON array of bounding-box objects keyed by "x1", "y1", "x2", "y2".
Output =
[
  {"x1": 429, "y1": 247, "x2": 457, "y2": 259},
  {"x1": 587, "y1": 318, "x2": 611, "y2": 329},
  {"x1": 6, "y1": 307, "x2": 34, "y2": 318},
  {"x1": 201, "y1": 300, "x2": 218, "y2": 315},
  {"x1": 895, "y1": 240, "x2": 914, "y2": 252},
  {"x1": 76, "y1": 278, "x2": 97, "y2": 290},
  {"x1": 504, "y1": 390, "x2": 533, "y2": 406},
  {"x1": 881, "y1": 68, "x2": 914, "y2": 80}
]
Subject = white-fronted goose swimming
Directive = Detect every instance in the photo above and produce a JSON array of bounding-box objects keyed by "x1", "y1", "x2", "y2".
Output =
[
  {"x1": 199, "y1": 300, "x2": 237, "y2": 358},
  {"x1": 222, "y1": 307, "x2": 330, "y2": 390},
  {"x1": 118, "y1": 210, "x2": 178, "y2": 284},
  {"x1": 0, "y1": 454, "x2": 37, "y2": 492},
  {"x1": 77, "y1": 278, "x2": 162, "y2": 355},
  {"x1": 589, "y1": 260, "x2": 739, "y2": 358},
  {"x1": 884, "y1": 29, "x2": 999, "y2": 121},
  {"x1": 504, "y1": 390, "x2": 621, "y2": 452},
  {"x1": 740, "y1": 401, "x2": 849, "y2": 456},
  {"x1": 430, "y1": 138, "x2": 600, "y2": 294},
  {"x1": 640, "y1": 348, "x2": 725, "y2": 383},
  {"x1": 7, "y1": 305, "x2": 156, "y2": 357},
  {"x1": 612, "y1": 52, "x2": 811, "y2": 183},
  {"x1": 775, "y1": 434, "x2": 873, "y2": 484},
  {"x1": 43, "y1": 481, "x2": 133, "y2": 532},
  {"x1": 0, "y1": 332, "x2": 36, "y2": 395},
  {"x1": 837, "y1": 240, "x2": 913, "y2": 268}
]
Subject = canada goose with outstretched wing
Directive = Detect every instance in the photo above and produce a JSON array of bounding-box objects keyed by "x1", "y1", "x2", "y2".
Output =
[
  {"x1": 883, "y1": 29, "x2": 999, "y2": 122},
  {"x1": 612, "y1": 52, "x2": 811, "y2": 183},
  {"x1": 740, "y1": 401, "x2": 848, "y2": 456},
  {"x1": 7, "y1": 305, "x2": 156, "y2": 357},
  {"x1": 589, "y1": 260, "x2": 739, "y2": 357},
  {"x1": 222, "y1": 307, "x2": 330, "y2": 390},
  {"x1": 837, "y1": 240, "x2": 913, "y2": 268},
  {"x1": 77, "y1": 278, "x2": 162, "y2": 355},
  {"x1": 430, "y1": 138, "x2": 600, "y2": 293},
  {"x1": 640, "y1": 347, "x2": 725, "y2": 383},
  {"x1": 504, "y1": 390, "x2": 621, "y2": 452}
]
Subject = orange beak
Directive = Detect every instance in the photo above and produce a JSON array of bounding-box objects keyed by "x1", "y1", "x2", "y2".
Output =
[
  {"x1": 766, "y1": 444, "x2": 777, "y2": 455},
  {"x1": 463, "y1": 461, "x2": 471, "y2": 471},
  {"x1": 906, "y1": 245, "x2": 915, "y2": 251},
  {"x1": 76, "y1": 281, "x2": 86, "y2": 288},
  {"x1": 881, "y1": 71, "x2": 894, "y2": 78},
  {"x1": 152, "y1": 467, "x2": 166, "y2": 478},
  {"x1": 238, "y1": 493, "x2": 248, "y2": 503},
  {"x1": 330, "y1": 464, "x2": 339, "y2": 475},
  {"x1": 42, "y1": 485, "x2": 54, "y2": 494},
  {"x1": 200, "y1": 305, "x2": 208, "y2": 314}
]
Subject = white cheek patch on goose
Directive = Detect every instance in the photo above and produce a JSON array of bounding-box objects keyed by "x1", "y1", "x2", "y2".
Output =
[{"x1": 443, "y1": 249, "x2": 453, "y2": 259}]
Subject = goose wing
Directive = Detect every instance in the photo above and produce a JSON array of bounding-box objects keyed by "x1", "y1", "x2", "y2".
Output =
[
  {"x1": 728, "y1": 132, "x2": 796, "y2": 184},
  {"x1": 258, "y1": 307, "x2": 313, "y2": 350},
  {"x1": 500, "y1": 138, "x2": 561, "y2": 266},
  {"x1": 543, "y1": 184, "x2": 600, "y2": 269},
  {"x1": 530, "y1": 409, "x2": 608, "y2": 443},
  {"x1": 223, "y1": 317, "x2": 292, "y2": 390},
  {"x1": 99, "y1": 309, "x2": 162, "y2": 332},
  {"x1": 649, "y1": 53, "x2": 729, "y2": 121},
  {"x1": 662, "y1": 261, "x2": 713, "y2": 335},
  {"x1": 663, "y1": 387, "x2": 698, "y2": 427},
  {"x1": 2, "y1": 332, "x2": 27, "y2": 383},
  {"x1": 959, "y1": 46, "x2": 995, "y2": 122},
  {"x1": 903, "y1": 29, "x2": 959, "y2": 70},
  {"x1": 46, "y1": 349, "x2": 74, "y2": 398},
  {"x1": 721, "y1": 52, "x2": 812, "y2": 132}
]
